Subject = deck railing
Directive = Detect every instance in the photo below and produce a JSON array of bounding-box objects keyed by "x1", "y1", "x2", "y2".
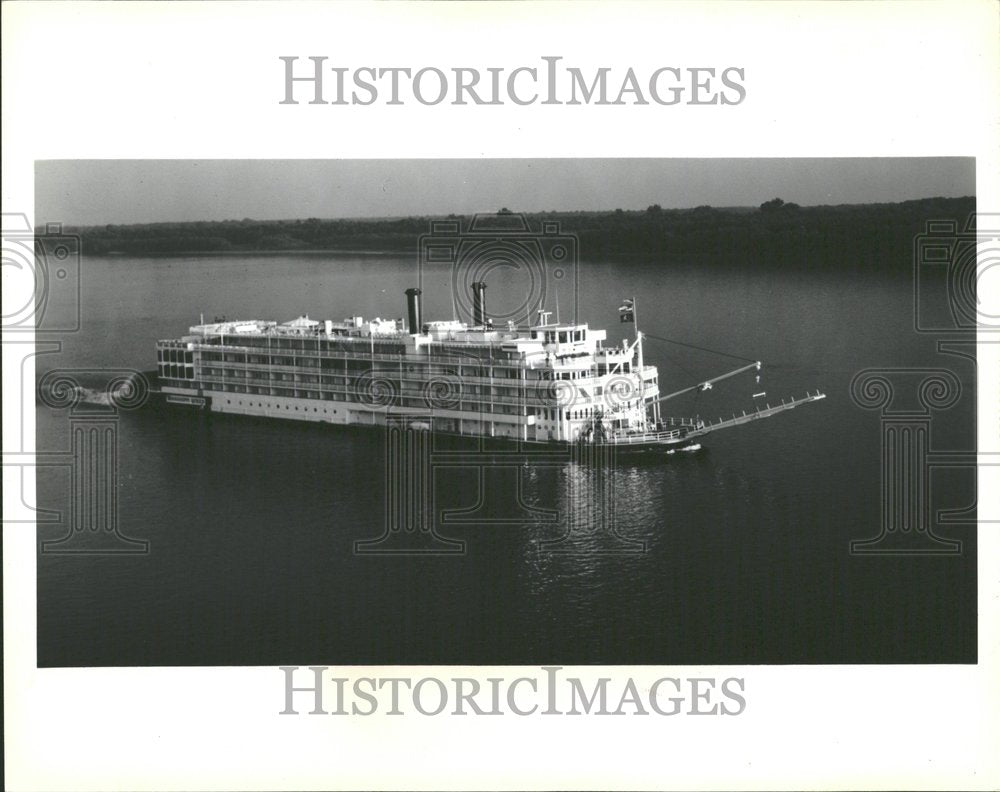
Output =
[{"x1": 604, "y1": 391, "x2": 827, "y2": 445}]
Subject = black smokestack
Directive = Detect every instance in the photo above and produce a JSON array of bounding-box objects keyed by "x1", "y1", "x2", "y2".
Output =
[
  {"x1": 472, "y1": 281, "x2": 487, "y2": 328},
  {"x1": 405, "y1": 287, "x2": 422, "y2": 334}
]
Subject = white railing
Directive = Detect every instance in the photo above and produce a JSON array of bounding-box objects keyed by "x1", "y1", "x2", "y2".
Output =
[{"x1": 602, "y1": 391, "x2": 826, "y2": 446}]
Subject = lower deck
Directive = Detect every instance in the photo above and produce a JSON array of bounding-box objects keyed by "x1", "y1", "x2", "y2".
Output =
[
  {"x1": 159, "y1": 385, "x2": 698, "y2": 451},
  {"x1": 165, "y1": 386, "x2": 536, "y2": 441}
]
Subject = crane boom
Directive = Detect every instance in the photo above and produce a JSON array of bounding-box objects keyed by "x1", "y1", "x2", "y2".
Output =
[{"x1": 653, "y1": 361, "x2": 761, "y2": 405}]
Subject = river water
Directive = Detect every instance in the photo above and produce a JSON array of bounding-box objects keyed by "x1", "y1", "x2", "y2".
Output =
[{"x1": 35, "y1": 252, "x2": 977, "y2": 665}]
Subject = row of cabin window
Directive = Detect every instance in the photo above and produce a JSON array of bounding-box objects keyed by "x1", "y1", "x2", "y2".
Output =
[
  {"x1": 542, "y1": 329, "x2": 586, "y2": 344},
  {"x1": 540, "y1": 406, "x2": 597, "y2": 421},
  {"x1": 200, "y1": 352, "x2": 524, "y2": 380},
  {"x1": 168, "y1": 381, "x2": 528, "y2": 414},
  {"x1": 157, "y1": 349, "x2": 193, "y2": 364}
]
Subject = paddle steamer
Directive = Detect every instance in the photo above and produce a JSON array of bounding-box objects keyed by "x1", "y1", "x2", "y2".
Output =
[{"x1": 155, "y1": 284, "x2": 824, "y2": 452}]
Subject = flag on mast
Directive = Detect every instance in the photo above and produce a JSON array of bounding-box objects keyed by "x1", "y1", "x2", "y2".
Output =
[{"x1": 619, "y1": 298, "x2": 635, "y2": 323}]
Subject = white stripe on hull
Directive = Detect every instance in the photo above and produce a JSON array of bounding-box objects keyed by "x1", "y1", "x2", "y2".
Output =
[{"x1": 165, "y1": 388, "x2": 538, "y2": 439}]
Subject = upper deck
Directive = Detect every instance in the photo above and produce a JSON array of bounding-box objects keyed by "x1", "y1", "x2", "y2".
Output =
[{"x1": 168, "y1": 311, "x2": 638, "y2": 374}]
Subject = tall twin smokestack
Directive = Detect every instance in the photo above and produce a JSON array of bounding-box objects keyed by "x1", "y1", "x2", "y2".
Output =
[
  {"x1": 472, "y1": 281, "x2": 488, "y2": 328},
  {"x1": 404, "y1": 283, "x2": 488, "y2": 333},
  {"x1": 405, "y1": 287, "x2": 422, "y2": 334}
]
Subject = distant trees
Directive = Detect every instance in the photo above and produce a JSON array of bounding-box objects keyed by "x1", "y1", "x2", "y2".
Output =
[
  {"x1": 760, "y1": 198, "x2": 800, "y2": 212},
  {"x1": 65, "y1": 196, "x2": 975, "y2": 272}
]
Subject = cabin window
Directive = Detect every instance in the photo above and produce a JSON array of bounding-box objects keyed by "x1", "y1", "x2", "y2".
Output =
[{"x1": 558, "y1": 331, "x2": 568, "y2": 343}]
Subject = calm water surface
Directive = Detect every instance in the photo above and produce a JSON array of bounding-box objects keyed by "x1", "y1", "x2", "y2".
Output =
[{"x1": 36, "y1": 253, "x2": 976, "y2": 665}]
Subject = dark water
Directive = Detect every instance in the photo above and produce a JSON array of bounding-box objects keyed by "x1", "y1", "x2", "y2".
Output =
[{"x1": 36, "y1": 253, "x2": 977, "y2": 665}]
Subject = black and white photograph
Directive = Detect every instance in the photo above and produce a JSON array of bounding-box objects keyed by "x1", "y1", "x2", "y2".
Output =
[
  {"x1": 31, "y1": 158, "x2": 978, "y2": 668},
  {"x1": 3, "y1": 2, "x2": 999, "y2": 791}
]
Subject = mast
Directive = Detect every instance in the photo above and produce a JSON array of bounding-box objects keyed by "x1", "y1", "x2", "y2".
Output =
[{"x1": 631, "y1": 295, "x2": 646, "y2": 428}]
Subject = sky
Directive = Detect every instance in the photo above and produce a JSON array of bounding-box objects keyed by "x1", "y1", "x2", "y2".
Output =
[{"x1": 35, "y1": 158, "x2": 975, "y2": 226}]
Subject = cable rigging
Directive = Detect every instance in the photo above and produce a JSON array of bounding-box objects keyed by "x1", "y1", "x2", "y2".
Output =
[{"x1": 642, "y1": 332, "x2": 757, "y2": 364}]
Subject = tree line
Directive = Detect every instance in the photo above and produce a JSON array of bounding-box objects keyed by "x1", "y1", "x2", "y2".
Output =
[{"x1": 66, "y1": 196, "x2": 975, "y2": 270}]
